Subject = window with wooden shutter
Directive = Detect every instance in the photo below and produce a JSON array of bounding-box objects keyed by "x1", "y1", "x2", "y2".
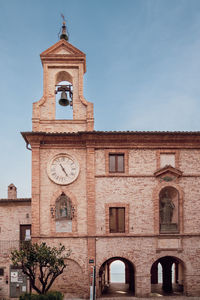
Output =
[
  {"x1": 109, "y1": 207, "x2": 125, "y2": 233},
  {"x1": 109, "y1": 154, "x2": 124, "y2": 173}
]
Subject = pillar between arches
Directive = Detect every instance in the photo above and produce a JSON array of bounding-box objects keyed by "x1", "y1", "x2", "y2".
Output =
[
  {"x1": 135, "y1": 274, "x2": 151, "y2": 297},
  {"x1": 160, "y1": 258, "x2": 173, "y2": 293},
  {"x1": 151, "y1": 263, "x2": 158, "y2": 284}
]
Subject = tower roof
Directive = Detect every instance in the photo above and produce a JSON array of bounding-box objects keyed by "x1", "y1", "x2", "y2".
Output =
[{"x1": 40, "y1": 39, "x2": 86, "y2": 72}]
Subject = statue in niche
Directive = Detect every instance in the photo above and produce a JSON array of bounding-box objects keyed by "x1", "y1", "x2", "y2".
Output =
[
  {"x1": 60, "y1": 200, "x2": 68, "y2": 217},
  {"x1": 160, "y1": 191, "x2": 175, "y2": 224},
  {"x1": 55, "y1": 193, "x2": 72, "y2": 220}
]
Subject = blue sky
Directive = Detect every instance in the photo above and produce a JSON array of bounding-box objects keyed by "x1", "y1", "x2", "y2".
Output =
[{"x1": 1, "y1": 0, "x2": 200, "y2": 197}]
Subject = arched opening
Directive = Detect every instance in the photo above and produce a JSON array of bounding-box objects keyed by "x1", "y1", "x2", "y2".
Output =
[
  {"x1": 110, "y1": 260, "x2": 125, "y2": 283},
  {"x1": 55, "y1": 71, "x2": 73, "y2": 120},
  {"x1": 99, "y1": 257, "x2": 135, "y2": 297},
  {"x1": 159, "y1": 186, "x2": 179, "y2": 233},
  {"x1": 158, "y1": 263, "x2": 163, "y2": 283},
  {"x1": 151, "y1": 256, "x2": 184, "y2": 296}
]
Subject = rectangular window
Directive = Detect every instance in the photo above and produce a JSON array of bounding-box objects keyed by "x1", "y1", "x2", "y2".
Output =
[
  {"x1": 0, "y1": 269, "x2": 4, "y2": 276},
  {"x1": 20, "y1": 225, "x2": 31, "y2": 242},
  {"x1": 109, "y1": 207, "x2": 125, "y2": 233},
  {"x1": 109, "y1": 154, "x2": 124, "y2": 173}
]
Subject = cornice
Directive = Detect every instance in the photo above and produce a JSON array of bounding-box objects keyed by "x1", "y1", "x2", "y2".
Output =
[
  {"x1": 21, "y1": 131, "x2": 200, "y2": 148},
  {"x1": 0, "y1": 198, "x2": 31, "y2": 204}
]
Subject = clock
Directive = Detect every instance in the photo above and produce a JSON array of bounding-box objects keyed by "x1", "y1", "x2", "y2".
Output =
[{"x1": 47, "y1": 154, "x2": 79, "y2": 185}]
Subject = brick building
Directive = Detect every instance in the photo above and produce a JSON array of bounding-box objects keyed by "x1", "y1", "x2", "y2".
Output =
[
  {"x1": 1, "y1": 23, "x2": 200, "y2": 298},
  {"x1": 0, "y1": 184, "x2": 31, "y2": 298}
]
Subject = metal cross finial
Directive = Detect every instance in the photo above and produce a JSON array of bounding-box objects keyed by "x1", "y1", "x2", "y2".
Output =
[
  {"x1": 60, "y1": 14, "x2": 69, "y2": 41},
  {"x1": 61, "y1": 13, "x2": 66, "y2": 24}
]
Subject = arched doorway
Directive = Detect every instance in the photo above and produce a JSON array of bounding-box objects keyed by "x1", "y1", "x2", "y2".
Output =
[
  {"x1": 151, "y1": 256, "x2": 184, "y2": 296},
  {"x1": 99, "y1": 257, "x2": 135, "y2": 297}
]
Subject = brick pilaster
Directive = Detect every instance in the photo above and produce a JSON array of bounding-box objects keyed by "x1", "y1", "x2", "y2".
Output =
[
  {"x1": 86, "y1": 146, "x2": 96, "y2": 291},
  {"x1": 87, "y1": 146, "x2": 95, "y2": 235},
  {"x1": 31, "y1": 144, "x2": 40, "y2": 238}
]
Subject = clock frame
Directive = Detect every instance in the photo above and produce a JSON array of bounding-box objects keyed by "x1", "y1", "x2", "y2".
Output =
[{"x1": 47, "y1": 154, "x2": 79, "y2": 185}]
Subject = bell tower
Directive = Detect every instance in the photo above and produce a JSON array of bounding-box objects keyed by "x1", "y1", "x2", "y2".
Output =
[
  {"x1": 22, "y1": 22, "x2": 96, "y2": 298},
  {"x1": 32, "y1": 21, "x2": 94, "y2": 133}
]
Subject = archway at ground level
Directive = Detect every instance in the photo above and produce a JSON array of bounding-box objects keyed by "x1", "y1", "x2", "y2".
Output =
[
  {"x1": 110, "y1": 260, "x2": 125, "y2": 283},
  {"x1": 99, "y1": 257, "x2": 135, "y2": 297},
  {"x1": 151, "y1": 256, "x2": 184, "y2": 296}
]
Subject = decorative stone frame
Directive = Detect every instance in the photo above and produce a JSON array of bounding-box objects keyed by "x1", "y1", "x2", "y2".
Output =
[
  {"x1": 55, "y1": 193, "x2": 73, "y2": 220},
  {"x1": 105, "y1": 149, "x2": 129, "y2": 176},
  {"x1": 50, "y1": 188, "x2": 77, "y2": 236},
  {"x1": 105, "y1": 203, "x2": 129, "y2": 235},
  {"x1": 152, "y1": 183, "x2": 183, "y2": 235},
  {"x1": 156, "y1": 150, "x2": 180, "y2": 169}
]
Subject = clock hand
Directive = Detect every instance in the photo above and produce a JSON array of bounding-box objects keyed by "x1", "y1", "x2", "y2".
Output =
[{"x1": 60, "y1": 164, "x2": 68, "y2": 176}]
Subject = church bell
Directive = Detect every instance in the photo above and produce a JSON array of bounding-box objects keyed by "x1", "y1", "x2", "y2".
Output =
[{"x1": 59, "y1": 91, "x2": 70, "y2": 106}]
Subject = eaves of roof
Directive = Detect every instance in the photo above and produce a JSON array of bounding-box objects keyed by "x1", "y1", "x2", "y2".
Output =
[
  {"x1": 0, "y1": 198, "x2": 31, "y2": 203},
  {"x1": 21, "y1": 130, "x2": 200, "y2": 136}
]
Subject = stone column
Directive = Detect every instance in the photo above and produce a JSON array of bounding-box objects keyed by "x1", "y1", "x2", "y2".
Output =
[
  {"x1": 135, "y1": 274, "x2": 151, "y2": 297},
  {"x1": 175, "y1": 262, "x2": 179, "y2": 283},
  {"x1": 161, "y1": 258, "x2": 173, "y2": 293},
  {"x1": 151, "y1": 263, "x2": 158, "y2": 284},
  {"x1": 125, "y1": 263, "x2": 130, "y2": 284}
]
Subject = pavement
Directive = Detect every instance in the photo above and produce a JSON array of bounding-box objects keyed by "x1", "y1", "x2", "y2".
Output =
[
  {"x1": 97, "y1": 297, "x2": 200, "y2": 300},
  {"x1": 63, "y1": 282, "x2": 200, "y2": 300},
  {"x1": 64, "y1": 297, "x2": 200, "y2": 300},
  {"x1": 64, "y1": 295, "x2": 200, "y2": 300}
]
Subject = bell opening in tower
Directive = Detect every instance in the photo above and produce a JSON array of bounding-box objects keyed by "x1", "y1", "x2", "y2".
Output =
[{"x1": 56, "y1": 80, "x2": 73, "y2": 120}]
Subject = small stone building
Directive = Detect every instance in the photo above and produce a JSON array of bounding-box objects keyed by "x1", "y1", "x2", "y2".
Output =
[
  {"x1": 0, "y1": 184, "x2": 31, "y2": 298},
  {"x1": 1, "y1": 24, "x2": 200, "y2": 298}
]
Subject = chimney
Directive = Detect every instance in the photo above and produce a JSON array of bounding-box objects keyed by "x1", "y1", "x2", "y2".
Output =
[{"x1": 8, "y1": 184, "x2": 17, "y2": 199}]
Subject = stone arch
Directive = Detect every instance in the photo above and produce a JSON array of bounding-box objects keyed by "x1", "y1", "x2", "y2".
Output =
[
  {"x1": 55, "y1": 70, "x2": 73, "y2": 85},
  {"x1": 98, "y1": 256, "x2": 135, "y2": 297},
  {"x1": 97, "y1": 254, "x2": 137, "y2": 271},
  {"x1": 153, "y1": 183, "x2": 184, "y2": 234},
  {"x1": 54, "y1": 258, "x2": 88, "y2": 299},
  {"x1": 50, "y1": 188, "x2": 77, "y2": 235},
  {"x1": 150, "y1": 255, "x2": 185, "y2": 295}
]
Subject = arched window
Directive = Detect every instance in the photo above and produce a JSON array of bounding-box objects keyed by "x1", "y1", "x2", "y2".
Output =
[{"x1": 55, "y1": 193, "x2": 72, "y2": 220}]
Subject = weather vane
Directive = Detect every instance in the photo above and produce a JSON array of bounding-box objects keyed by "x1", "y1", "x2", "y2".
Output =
[
  {"x1": 59, "y1": 14, "x2": 69, "y2": 41},
  {"x1": 61, "y1": 14, "x2": 66, "y2": 24}
]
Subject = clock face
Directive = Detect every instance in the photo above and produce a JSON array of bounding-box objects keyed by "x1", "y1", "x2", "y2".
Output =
[{"x1": 47, "y1": 154, "x2": 79, "y2": 185}]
